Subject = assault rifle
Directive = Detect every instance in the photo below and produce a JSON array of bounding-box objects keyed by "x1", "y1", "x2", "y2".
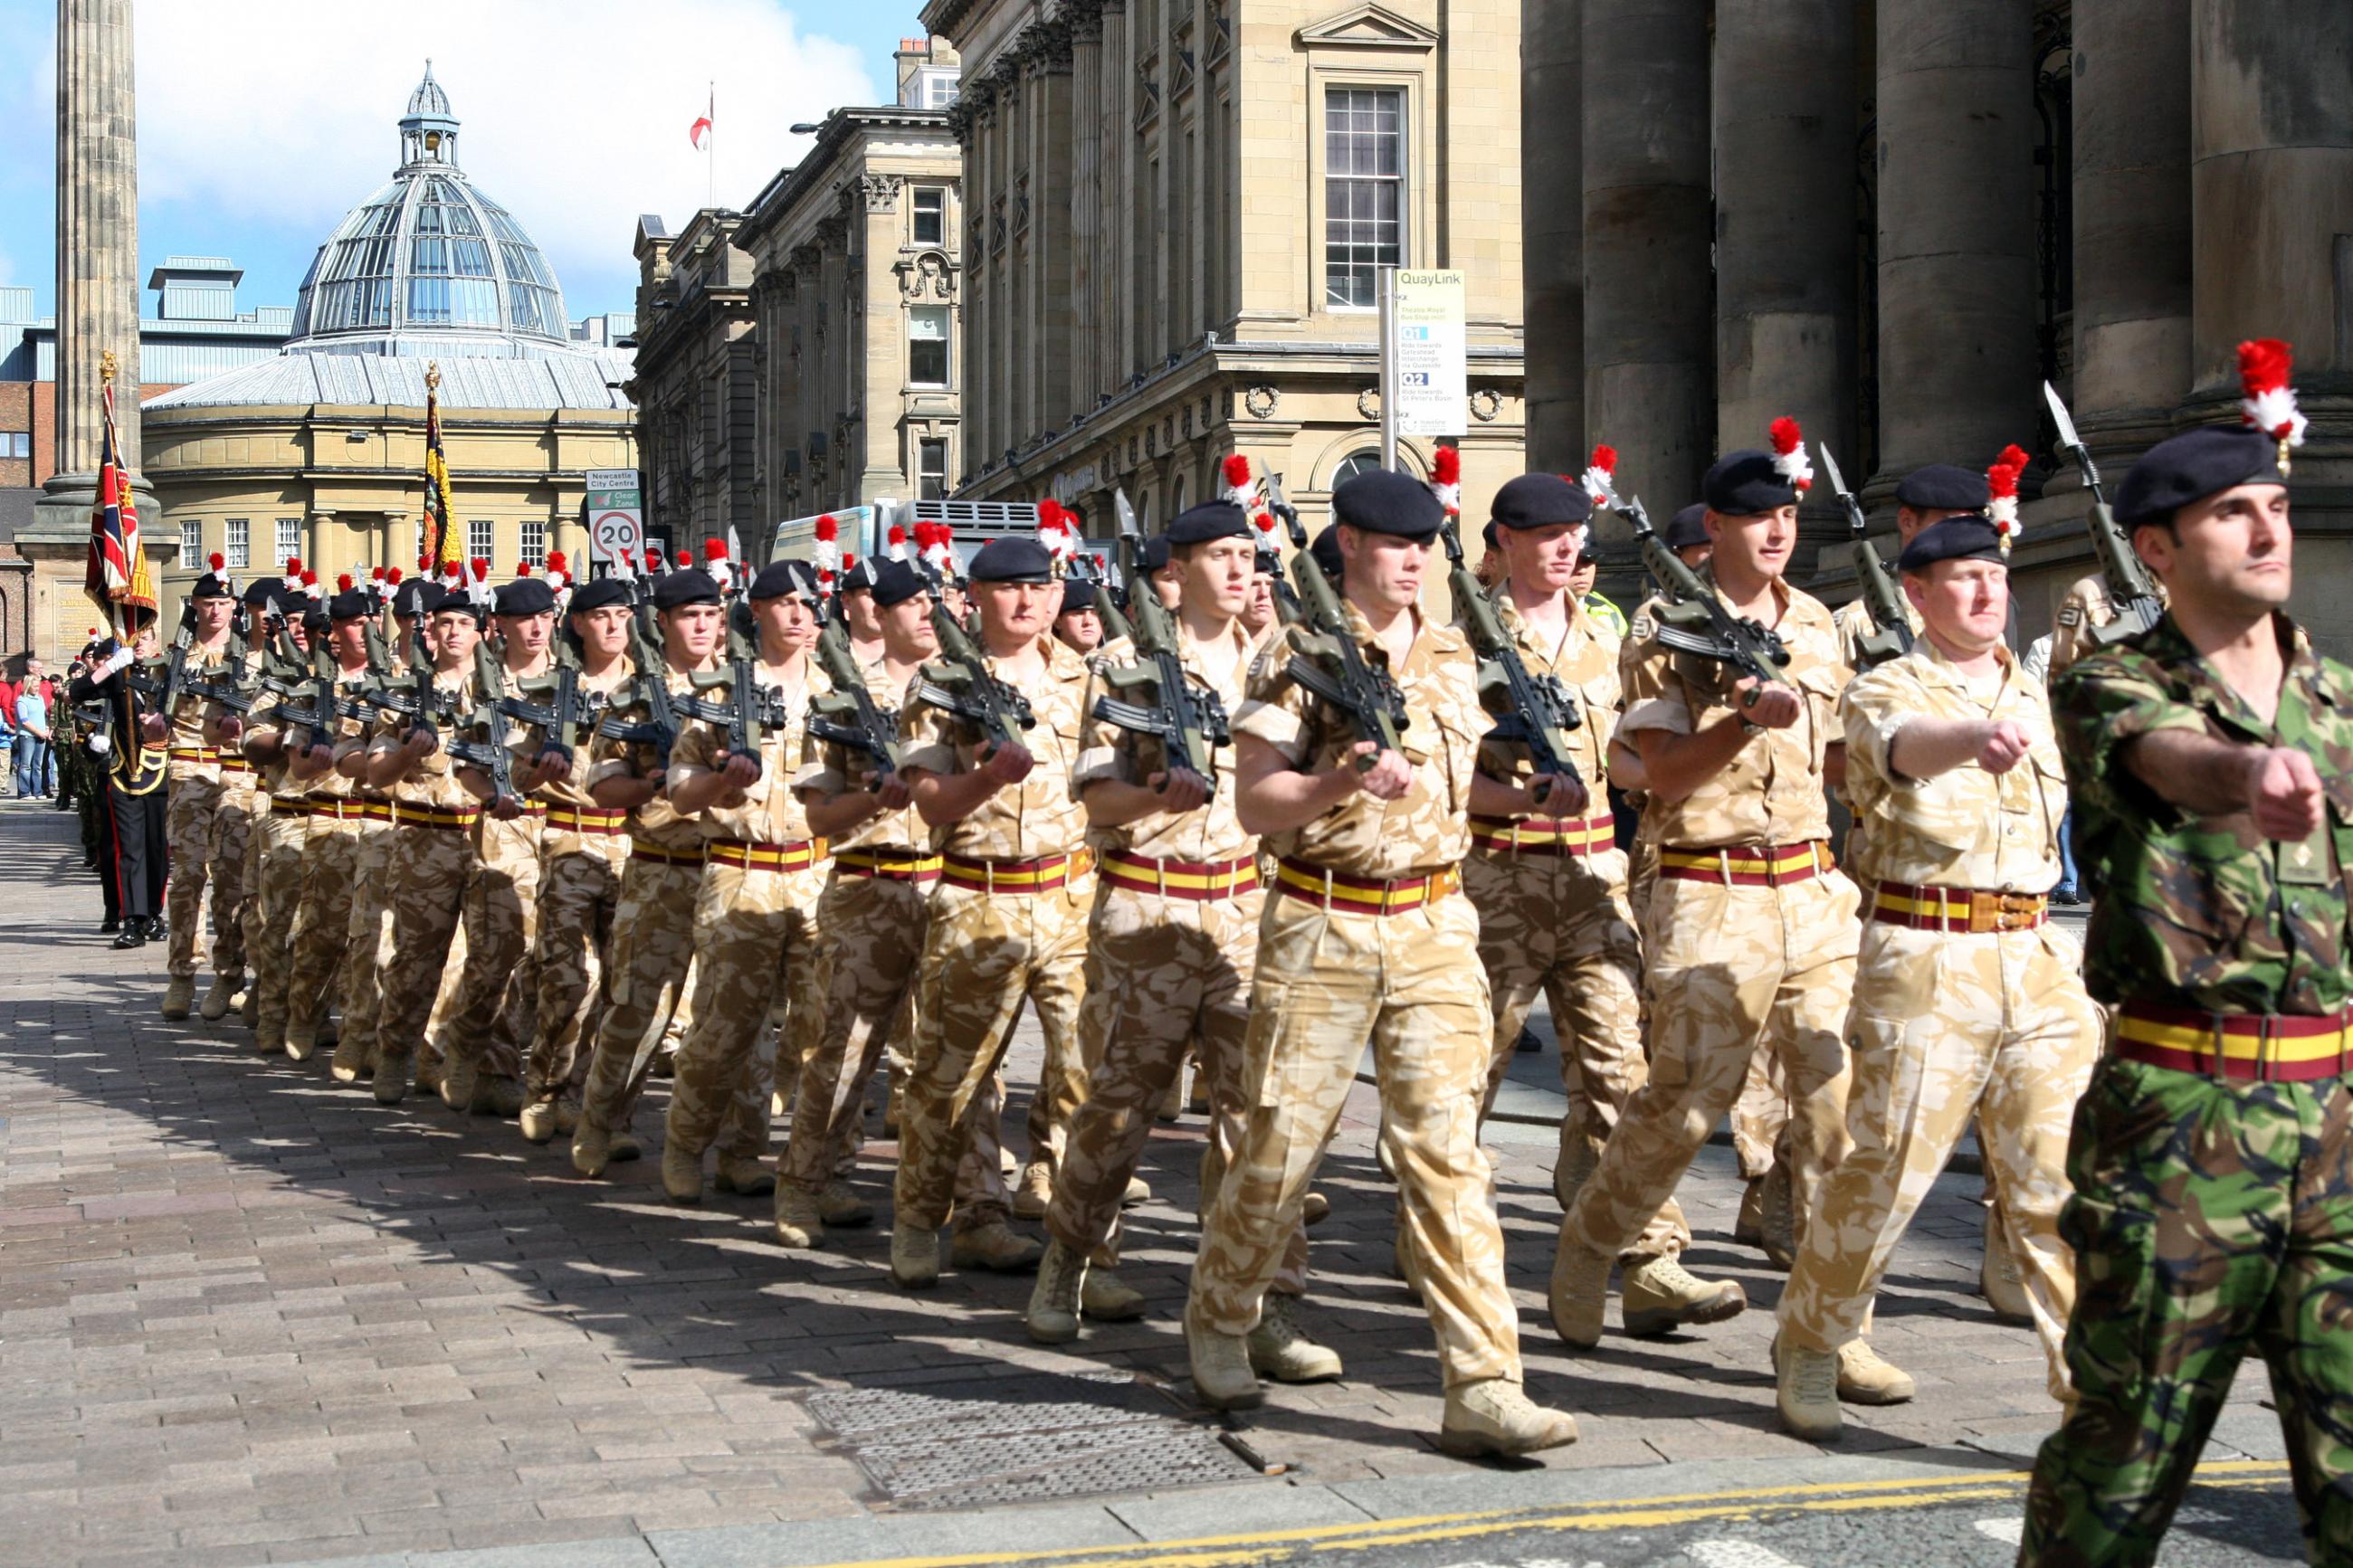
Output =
[
  {"x1": 809, "y1": 617, "x2": 901, "y2": 784},
  {"x1": 1440, "y1": 514, "x2": 1582, "y2": 807},
  {"x1": 2043, "y1": 380, "x2": 2165, "y2": 649},
  {"x1": 918, "y1": 596, "x2": 1034, "y2": 754},
  {"x1": 448, "y1": 637, "x2": 522, "y2": 807},
  {"x1": 1089, "y1": 486, "x2": 1228, "y2": 783},
  {"x1": 1818, "y1": 442, "x2": 1913, "y2": 668},
  {"x1": 1070, "y1": 548, "x2": 1135, "y2": 649},
  {"x1": 702, "y1": 598, "x2": 766, "y2": 779},
  {"x1": 1263, "y1": 471, "x2": 1405, "y2": 770},
  {"x1": 1596, "y1": 474, "x2": 1791, "y2": 688},
  {"x1": 506, "y1": 626, "x2": 594, "y2": 774},
  {"x1": 595, "y1": 578, "x2": 691, "y2": 763}
]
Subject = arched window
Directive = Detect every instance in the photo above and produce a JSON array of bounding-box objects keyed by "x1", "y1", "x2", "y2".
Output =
[
  {"x1": 1332, "y1": 449, "x2": 1386, "y2": 489},
  {"x1": 1170, "y1": 474, "x2": 1188, "y2": 516}
]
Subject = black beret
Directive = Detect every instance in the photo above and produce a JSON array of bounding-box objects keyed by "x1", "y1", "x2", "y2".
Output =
[
  {"x1": 1663, "y1": 503, "x2": 1710, "y2": 552},
  {"x1": 1137, "y1": 537, "x2": 1172, "y2": 575},
  {"x1": 272, "y1": 587, "x2": 310, "y2": 617},
  {"x1": 839, "y1": 556, "x2": 881, "y2": 594},
  {"x1": 1309, "y1": 523, "x2": 1342, "y2": 580},
  {"x1": 1166, "y1": 501, "x2": 1252, "y2": 546},
  {"x1": 1491, "y1": 472, "x2": 1594, "y2": 532},
  {"x1": 242, "y1": 579, "x2": 279, "y2": 610},
  {"x1": 1481, "y1": 519, "x2": 1498, "y2": 551},
  {"x1": 328, "y1": 589, "x2": 371, "y2": 622},
  {"x1": 1254, "y1": 546, "x2": 1281, "y2": 575},
  {"x1": 871, "y1": 558, "x2": 929, "y2": 609},
  {"x1": 1058, "y1": 580, "x2": 1098, "y2": 613},
  {"x1": 493, "y1": 578, "x2": 557, "y2": 617},
  {"x1": 1702, "y1": 450, "x2": 1800, "y2": 515},
  {"x1": 969, "y1": 537, "x2": 1055, "y2": 584},
  {"x1": 191, "y1": 572, "x2": 236, "y2": 601},
  {"x1": 2116, "y1": 424, "x2": 2285, "y2": 530},
  {"x1": 392, "y1": 578, "x2": 434, "y2": 616},
  {"x1": 1333, "y1": 468, "x2": 1443, "y2": 538},
  {"x1": 652, "y1": 568, "x2": 723, "y2": 610},
  {"x1": 301, "y1": 606, "x2": 331, "y2": 636},
  {"x1": 1897, "y1": 516, "x2": 2006, "y2": 574},
  {"x1": 750, "y1": 558, "x2": 822, "y2": 603},
  {"x1": 1894, "y1": 462, "x2": 1991, "y2": 512},
  {"x1": 566, "y1": 577, "x2": 630, "y2": 614}
]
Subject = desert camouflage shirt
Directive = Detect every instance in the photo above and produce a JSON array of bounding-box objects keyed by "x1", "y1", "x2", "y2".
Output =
[
  {"x1": 900, "y1": 633, "x2": 1092, "y2": 860},
  {"x1": 1073, "y1": 623, "x2": 1256, "y2": 863},
  {"x1": 670, "y1": 658, "x2": 828, "y2": 846},
  {"x1": 1469, "y1": 583, "x2": 1621, "y2": 796},
  {"x1": 367, "y1": 666, "x2": 481, "y2": 813},
  {"x1": 797, "y1": 654, "x2": 928, "y2": 854},
  {"x1": 585, "y1": 664, "x2": 713, "y2": 855},
  {"x1": 2055, "y1": 610, "x2": 2353, "y2": 1017}
]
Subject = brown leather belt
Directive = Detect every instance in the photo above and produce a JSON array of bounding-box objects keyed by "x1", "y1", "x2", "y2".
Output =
[
  {"x1": 1469, "y1": 813, "x2": 1616, "y2": 857},
  {"x1": 1872, "y1": 881, "x2": 2047, "y2": 934},
  {"x1": 1660, "y1": 841, "x2": 1833, "y2": 887},
  {"x1": 2113, "y1": 1001, "x2": 2353, "y2": 1084},
  {"x1": 1274, "y1": 856, "x2": 1459, "y2": 916},
  {"x1": 942, "y1": 850, "x2": 1091, "y2": 894},
  {"x1": 835, "y1": 849, "x2": 943, "y2": 883},
  {"x1": 708, "y1": 837, "x2": 826, "y2": 873},
  {"x1": 1101, "y1": 849, "x2": 1261, "y2": 901}
]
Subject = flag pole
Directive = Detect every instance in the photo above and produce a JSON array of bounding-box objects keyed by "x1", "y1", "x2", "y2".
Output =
[{"x1": 707, "y1": 81, "x2": 716, "y2": 209}]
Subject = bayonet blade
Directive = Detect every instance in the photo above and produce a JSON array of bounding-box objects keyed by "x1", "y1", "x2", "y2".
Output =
[
  {"x1": 1817, "y1": 442, "x2": 1852, "y2": 501},
  {"x1": 1113, "y1": 487, "x2": 1140, "y2": 539},
  {"x1": 2043, "y1": 381, "x2": 2086, "y2": 456}
]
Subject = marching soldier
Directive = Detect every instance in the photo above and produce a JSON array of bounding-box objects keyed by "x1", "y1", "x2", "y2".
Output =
[
  {"x1": 1774, "y1": 514, "x2": 2101, "y2": 1440},
  {"x1": 279, "y1": 585, "x2": 382, "y2": 1062},
  {"x1": 329, "y1": 575, "x2": 428, "y2": 1085},
  {"x1": 201, "y1": 577, "x2": 273, "y2": 1022},
  {"x1": 659, "y1": 559, "x2": 832, "y2": 1202},
  {"x1": 75, "y1": 601, "x2": 169, "y2": 942},
  {"x1": 888, "y1": 536, "x2": 1095, "y2": 1287},
  {"x1": 1186, "y1": 468, "x2": 1578, "y2": 1457},
  {"x1": 835, "y1": 556, "x2": 887, "y2": 666},
  {"x1": 156, "y1": 565, "x2": 241, "y2": 1019},
  {"x1": 1549, "y1": 435, "x2": 1900, "y2": 1402},
  {"x1": 2021, "y1": 407, "x2": 2353, "y2": 1563},
  {"x1": 1463, "y1": 475, "x2": 1701, "y2": 1286},
  {"x1": 1051, "y1": 579, "x2": 1106, "y2": 656},
  {"x1": 1027, "y1": 499, "x2": 1323, "y2": 1364},
  {"x1": 1828, "y1": 465, "x2": 1987, "y2": 669}
]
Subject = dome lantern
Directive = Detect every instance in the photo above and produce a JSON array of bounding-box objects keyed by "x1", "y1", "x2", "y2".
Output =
[{"x1": 400, "y1": 61, "x2": 460, "y2": 169}]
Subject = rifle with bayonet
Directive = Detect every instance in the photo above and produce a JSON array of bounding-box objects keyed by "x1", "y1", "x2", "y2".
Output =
[
  {"x1": 1069, "y1": 550, "x2": 1135, "y2": 649},
  {"x1": 1439, "y1": 514, "x2": 1582, "y2": 807},
  {"x1": 506, "y1": 625, "x2": 594, "y2": 775},
  {"x1": 809, "y1": 616, "x2": 903, "y2": 784},
  {"x1": 1262, "y1": 471, "x2": 1405, "y2": 771},
  {"x1": 918, "y1": 596, "x2": 1035, "y2": 754},
  {"x1": 446, "y1": 635, "x2": 523, "y2": 807},
  {"x1": 595, "y1": 578, "x2": 691, "y2": 763},
  {"x1": 1818, "y1": 442, "x2": 1913, "y2": 669},
  {"x1": 1595, "y1": 474, "x2": 1791, "y2": 688},
  {"x1": 1088, "y1": 487, "x2": 1229, "y2": 783},
  {"x1": 2043, "y1": 380, "x2": 2165, "y2": 649},
  {"x1": 133, "y1": 597, "x2": 199, "y2": 721},
  {"x1": 697, "y1": 596, "x2": 766, "y2": 779}
]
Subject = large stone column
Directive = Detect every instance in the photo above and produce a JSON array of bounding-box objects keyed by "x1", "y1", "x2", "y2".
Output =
[
  {"x1": 1869, "y1": 0, "x2": 2037, "y2": 495},
  {"x1": 1521, "y1": 0, "x2": 1582, "y2": 471},
  {"x1": 1581, "y1": 0, "x2": 1711, "y2": 520},
  {"x1": 1713, "y1": 0, "x2": 1857, "y2": 486}
]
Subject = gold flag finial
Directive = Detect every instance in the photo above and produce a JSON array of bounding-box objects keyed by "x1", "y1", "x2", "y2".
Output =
[
  {"x1": 425, "y1": 361, "x2": 441, "y2": 394},
  {"x1": 100, "y1": 349, "x2": 117, "y2": 384}
]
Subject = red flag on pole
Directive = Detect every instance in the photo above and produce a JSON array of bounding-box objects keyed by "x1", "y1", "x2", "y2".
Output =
[{"x1": 84, "y1": 351, "x2": 141, "y2": 618}]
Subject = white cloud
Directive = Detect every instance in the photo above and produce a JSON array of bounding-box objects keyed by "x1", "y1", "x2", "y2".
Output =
[{"x1": 129, "y1": 0, "x2": 874, "y2": 311}]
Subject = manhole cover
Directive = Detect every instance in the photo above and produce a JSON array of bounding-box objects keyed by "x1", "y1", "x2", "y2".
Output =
[{"x1": 806, "y1": 1371, "x2": 1263, "y2": 1510}]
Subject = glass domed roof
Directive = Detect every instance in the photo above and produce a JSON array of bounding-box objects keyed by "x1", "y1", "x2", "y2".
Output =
[{"x1": 288, "y1": 64, "x2": 573, "y2": 357}]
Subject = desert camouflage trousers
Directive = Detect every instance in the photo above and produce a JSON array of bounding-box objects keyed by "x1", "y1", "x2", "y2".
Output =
[
  {"x1": 1467, "y1": 845, "x2": 1689, "y2": 1261},
  {"x1": 371, "y1": 822, "x2": 481, "y2": 1070},
  {"x1": 334, "y1": 808, "x2": 399, "y2": 1071},
  {"x1": 893, "y1": 879, "x2": 1091, "y2": 1234},
  {"x1": 1564, "y1": 860, "x2": 1857, "y2": 1264},
  {"x1": 577, "y1": 856, "x2": 704, "y2": 1136},
  {"x1": 523, "y1": 837, "x2": 625, "y2": 1107},
  {"x1": 2020, "y1": 1058, "x2": 2353, "y2": 1568},
  {"x1": 1778, "y1": 921, "x2": 2101, "y2": 1399},
  {"x1": 164, "y1": 767, "x2": 224, "y2": 977},
  {"x1": 666, "y1": 858, "x2": 830, "y2": 1163},
  {"x1": 283, "y1": 814, "x2": 365, "y2": 1044},
  {"x1": 244, "y1": 805, "x2": 313, "y2": 1044},
  {"x1": 1049, "y1": 883, "x2": 1308, "y2": 1291},
  {"x1": 1191, "y1": 889, "x2": 1519, "y2": 1390},
  {"x1": 440, "y1": 812, "x2": 544, "y2": 1086},
  {"x1": 209, "y1": 778, "x2": 262, "y2": 983}
]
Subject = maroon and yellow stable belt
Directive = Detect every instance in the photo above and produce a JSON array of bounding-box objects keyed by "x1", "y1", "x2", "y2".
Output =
[
  {"x1": 1469, "y1": 813, "x2": 1616, "y2": 857},
  {"x1": 628, "y1": 840, "x2": 709, "y2": 867},
  {"x1": 547, "y1": 806, "x2": 628, "y2": 836},
  {"x1": 1274, "y1": 856, "x2": 1459, "y2": 916},
  {"x1": 708, "y1": 836, "x2": 826, "y2": 873},
  {"x1": 835, "y1": 849, "x2": 943, "y2": 883},
  {"x1": 390, "y1": 802, "x2": 481, "y2": 831},
  {"x1": 1872, "y1": 881, "x2": 2048, "y2": 934},
  {"x1": 2112, "y1": 1001, "x2": 2353, "y2": 1084},
  {"x1": 167, "y1": 746, "x2": 217, "y2": 764},
  {"x1": 1660, "y1": 841, "x2": 1833, "y2": 888},
  {"x1": 941, "y1": 849, "x2": 1092, "y2": 894},
  {"x1": 217, "y1": 756, "x2": 255, "y2": 776},
  {"x1": 295, "y1": 794, "x2": 365, "y2": 822},
  {"x1": 354, "y1": 794, "x2": 394, "y2": 823},
  {"x1": 1100, "y1": 849, "x2": 1262, "y2": 901}
]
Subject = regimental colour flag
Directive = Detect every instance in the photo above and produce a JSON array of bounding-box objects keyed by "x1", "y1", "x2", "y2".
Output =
[
  {"x1": 84, "y1": 353, "x2": 142, "y2": 615},
  {"x1": 423, "y1": 362, "x2": 460, "y2": 574}
]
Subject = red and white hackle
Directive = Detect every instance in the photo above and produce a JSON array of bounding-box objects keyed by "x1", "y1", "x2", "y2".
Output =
[
  {"x1": 1986, "y1": 444, "x2": 2031, "y2": 556},
  {"x1": 2237, "y1": 338, "x2": 2308, "y2": 475},
  {"x1": 1768, "y1": 417, "x2": 1815, "y2": 494}
]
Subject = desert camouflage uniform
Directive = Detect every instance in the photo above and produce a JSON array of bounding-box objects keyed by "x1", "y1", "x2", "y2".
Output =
[
  {"x1": 161, "y1": 639, "x2": 237, "y2": 979},
  {"x1": 1777, "y1": 640, "x2": 2100, "y2": 1400},
  {"x1": 329, "y1": 641, "x2": 410, "y2": 1079},
  {"x1": 1830, "y1": 594, "x2": 1924, "y2": 676},
  {"x1": 662, "y1": 660, "x2": 833, "y2": 1167},
  {"x1": 365, "y1": 669, "x2": 484, "y2": 1088},
  {"x1": 233, "y1": 676, "x2": 332, "y2": 1052},
  {"x1": 574, "y1": 670, "x2": 710, "y2": 1146},
  {"x1": 891, "y1": 634, "x2": 1095, "y2": 1240},
  {"x1": 1049, "y1": 624, "x2": 1306, "y2": 1286},
  {"x1": 438, "y1": 665, "x2": 556, "y2": 1098},
  {"x1": 1561, "y1": 575, "x2": 1858, "y2": 1268},
  {"x1": 1190, "y1": 604, "x2": 1523, "y2": 1392},
  {"x1": 1464, "y1": 584, "x2": 1689, "y2": 1260},
  {"x1": 2021, "y1": 612, "x2": 2353, "y2": 1567},
  {"x1": 278, "y1": 665, "x2": 379, "y2": 1051},
  {"x1": 210, "y1": 690, "x2": 263, "y2": 992}
]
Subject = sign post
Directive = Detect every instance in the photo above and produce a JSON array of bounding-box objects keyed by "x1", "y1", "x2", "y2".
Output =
[
  {"x1": 1386, "y1": 270, "x2": 1467, "y2": 464},
  {"x1": 583, "y1": 468, "x2": 643, "y2": 570}
]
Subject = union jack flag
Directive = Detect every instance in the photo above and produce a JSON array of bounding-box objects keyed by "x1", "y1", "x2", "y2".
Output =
[{"x1": 84, "y1": 363, "x2": 141, "y2": 610}]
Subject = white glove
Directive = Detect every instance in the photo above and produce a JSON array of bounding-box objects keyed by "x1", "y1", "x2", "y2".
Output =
[
  {"x1": 88, "y1": 731, "x2": 111, "y2": 757},
  {"x1": 100, "y1": 647, "x2": 136, "y2": 679}
]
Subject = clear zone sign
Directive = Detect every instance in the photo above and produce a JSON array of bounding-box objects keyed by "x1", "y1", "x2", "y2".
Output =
[{"x1": 584, "y1": 469, "x2": 643, "y2": 565}]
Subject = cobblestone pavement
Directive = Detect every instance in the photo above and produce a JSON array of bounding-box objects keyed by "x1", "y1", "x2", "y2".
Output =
[{"x1": 0, "y1": 802, "x2": 2288, "y2": 1567}]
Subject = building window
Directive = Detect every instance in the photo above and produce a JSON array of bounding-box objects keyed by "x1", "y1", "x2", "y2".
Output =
[
  {"x1": 274, "y1": 518, "x2": 301, "y2": 568},
  {"x1": 909, "y1": 306, "x2": 950, "y2": 386},
  {"x1": 1332, "y1": 449, "x2": 1386, "y2": 489},
  {"x1": 912, "y1": 187, "x2": 946, "y2": 247},
  {"x1": 468, "y1": 519, "x2": 496, "y2": 562},
  {"x1": 224, "y1": 518, "x2": 250, "y2": 569},
  {"x1": 1324, "y1": 88, "x2": 1405, "y2": 309},
  {"x1": 5, "y1": 432, "x2": 26, "y2": 459},
  {"x1": 922, "y1": 69, "x2": 960, "y2": 109},
  {"x1": 178, "y1": 520, "x2": 202, "y2": 570},
  {"x1": 918, "y1": 437, "x2": 948, "y2": 501},
  {"x1": 519, "y1": 521, "x2": 546, "y2": 568}
]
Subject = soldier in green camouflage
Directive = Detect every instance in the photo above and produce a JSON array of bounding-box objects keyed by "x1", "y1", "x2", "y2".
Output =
[{"x1": 2020, "y1": 410, "x2": 2353, "y2": 1568}]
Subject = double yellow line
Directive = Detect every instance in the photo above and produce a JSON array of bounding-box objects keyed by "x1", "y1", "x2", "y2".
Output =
[{"x1": 804, "y1": 1459, "x2": 2292, "y2": 1568}]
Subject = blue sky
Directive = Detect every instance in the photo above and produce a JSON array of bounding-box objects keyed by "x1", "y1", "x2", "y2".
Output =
[{"x1": 0, "y1": 0, "x2": 924, "y2": 325}]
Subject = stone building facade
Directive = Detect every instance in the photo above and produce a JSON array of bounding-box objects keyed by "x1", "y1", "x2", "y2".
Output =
[
  {"x1": 918, "y1": 0, "x2": 1528, "y2": 535},
  {"x1": 629, "y1": 39, "x2": 966, "y2": 553},
  {"x1": 1524, "y1": 0, "x2": 2353, "y2": 645}
]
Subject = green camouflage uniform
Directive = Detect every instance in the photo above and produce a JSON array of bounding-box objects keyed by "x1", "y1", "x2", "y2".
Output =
[{"x1": 2021, "y1": 611, "x2": 2353, "y2": 1568}]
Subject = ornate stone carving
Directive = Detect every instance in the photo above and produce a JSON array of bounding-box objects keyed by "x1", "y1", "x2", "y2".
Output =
[
  {"x1": 860, "y1": 174, "x2": 903, "y2": 214},
  {"x1": 1243, "y1": 383, "x2": 1279, "y2": 419},
  {"x1": 1469, "y1": 387, "x2": 1503, "y2": 423},
  {"x1": 1357, "y1": 387, "x2": 1382, "y2": 421},
  {"x1": 896, "y1": 251, "x2": 957, "y2": 300}
]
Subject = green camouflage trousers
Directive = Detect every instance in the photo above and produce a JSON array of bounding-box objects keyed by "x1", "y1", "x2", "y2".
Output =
[
  {"x1": 244, "y1": 806, "x2": 313, "y2": 1046},
  {"x1": 2018, "y1": 1055, "x2": 2353, "y2": 1568},
  {"x1": 576, "y1": 856, "x2": 704, "y2": 1136},
  {"x1": 209, "y1": 779, "x2": 262, "y2": 983},
  {"x1": 665, "y1": 858, "x2": 830, "y2": 1163},
  {"x1": 164, "y1": 768, "x2": 224, "y2": 977},
  {"x1": 334, "y1": 811, "x2": 398, "y2": 1072},
  {"x1": 283, "y1": 814, "x2": 363, "y2": 1047},
  {"x1": 523, "y1": 838, "x2": 624, "y2": 1107}
]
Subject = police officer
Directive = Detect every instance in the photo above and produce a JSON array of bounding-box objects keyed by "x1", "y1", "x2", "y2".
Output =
[
  {"x1": 1774, "y1": 514, "x2": 2101, "y2": 1440},
  {"x1": 2020, "y1": 412, "x2": 2353, "y2": 1564},
  {"x1": 1186, "y1": 468, "x2": 1578, "y2": 1459}
]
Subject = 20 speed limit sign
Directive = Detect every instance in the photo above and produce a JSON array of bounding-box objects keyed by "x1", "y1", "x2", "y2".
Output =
[{"x1": 584, "y1": 470, "x2": 643, "y2": 565}]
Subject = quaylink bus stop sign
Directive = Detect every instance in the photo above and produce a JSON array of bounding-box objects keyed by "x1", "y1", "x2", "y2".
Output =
[{"x1": 584, "y1": 469, "x2": 644, "y2": 566}]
